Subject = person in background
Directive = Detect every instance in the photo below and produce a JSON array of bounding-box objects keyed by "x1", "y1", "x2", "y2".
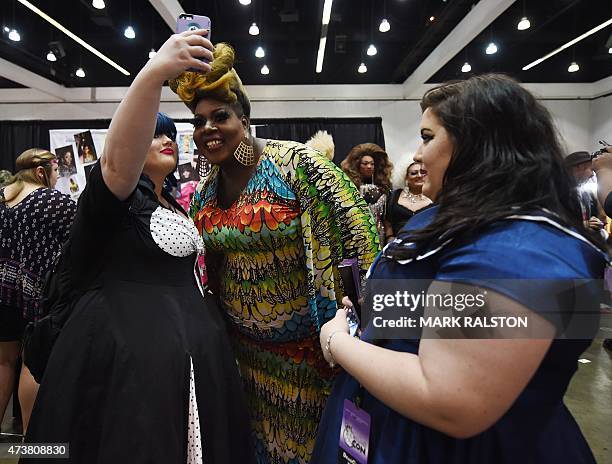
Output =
[
  {"x1": 23, "y1": 30, "x2": 253, "y2": 463},
  {"x1": 564, "y1": 151, "x2": 606, "y2": 233},
  {"x1": 341, "y1": 143, "x2": 393, "y2": 245},
  {"x1": 311, "y1": 74, "x2": 607, "y2": 464},
  {"x1": 170, "y1": 42, "x2": 379, "y2": 464},
  {"x1": 591, "y1": 144, "x2": 612, "y2": 352},
  {"x1": 0, "y1": 149, "x2": 76, "y2": 434},
  {"x1": 384, "y1": 161, "x2": 432, "y2": 244},
  {"x1": 305, "y1": 130, "x2": 335, "y2": 161},
  {"x1": 0, "y1": 169, "x2": 12, "y2": 186}
]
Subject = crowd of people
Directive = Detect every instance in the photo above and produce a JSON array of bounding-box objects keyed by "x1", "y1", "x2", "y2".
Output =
[{"x1": 0, "y1": 27, "x2": 610, "y2": 464}]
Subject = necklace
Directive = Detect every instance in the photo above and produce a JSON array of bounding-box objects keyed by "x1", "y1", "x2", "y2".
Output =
[{"x1": 400, "y1": 188, "x2": 426, "y2": 204}]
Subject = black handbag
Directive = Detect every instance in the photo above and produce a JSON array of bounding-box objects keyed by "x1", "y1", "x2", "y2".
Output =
[{"x1": 23, "y1": 240, "x2": 78, "y2": 384}]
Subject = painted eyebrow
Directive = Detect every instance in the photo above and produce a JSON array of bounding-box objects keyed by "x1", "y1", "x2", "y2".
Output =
[{"x1": 194, "y1": 107, "x2": 227, "y2": 118}]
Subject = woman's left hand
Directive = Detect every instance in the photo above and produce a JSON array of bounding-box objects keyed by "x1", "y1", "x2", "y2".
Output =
[{"x1": 319, "y1": 307, "x2": 350, "y2": 365}]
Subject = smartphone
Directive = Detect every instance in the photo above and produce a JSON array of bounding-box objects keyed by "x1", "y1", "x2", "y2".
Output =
[
  {"x1": 176, "y1": 14, "x2": 211, "y2": 65},
  {"x1": 338, "y1": 259, "x2": 362, "y2": 336}
]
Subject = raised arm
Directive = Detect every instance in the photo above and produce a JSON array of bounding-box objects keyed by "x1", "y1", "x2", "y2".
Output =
[{"x1": 101, "y1": 29, "x2": 212, "y2": 200}]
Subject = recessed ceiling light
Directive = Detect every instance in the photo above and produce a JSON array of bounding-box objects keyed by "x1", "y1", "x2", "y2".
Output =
[
  {"x1": 76, "y1": 67, "x2": 86, "y2": 78},
  {"x1": 8, "y1": 29, "x2": 20, "y2": 42},
  {"x1": 148, "y1": 48, "x2": 156, "y2": 59},
  {"x1": 366, "y1": 44, "x2": 377, "y2": 56},
  {"x1": 249, "y1": 22, "x2": 259, "y2": 36},
  {"x1": 46, "y1": 50, "x2": 57, "y2": 61},
  {"x1": 239, "y1": 0, "x2": 251, "y2": 4},
  {"x1": 124, "y1": 26, "x2": 135, "y2": 39},
  {"x1": 358, "y1": 62, "x2": 367, "y2": 73},
  {"x1": 16, "y1": 0, "x2": 130, "y2": 75},
  {"x1": 517, "y1": 17, "x2": 530, "y2": 31},
  {"x1": 260, "y1": 64, "x2": 269, "y2": 75},
  {"x1": 608, "y1": 47, "x2": 612, "y2": 54},
  {"x1": 568, "y1": 62, "x2": 579, "y2": 73},
  {"x1": 3, "y1": 27, "x2": 9, "y2": 33},
  {"x1": 92, "y1": 0, "x2": 105, "y2": 9},
  {"x1": 379, "y1": 18, "x2": 390, "y2": 33},
  {"x1": 461, "y1": 62, "x2": 471, "y2": 73},
  {"x1": 255, "y1": 46, "x2": 265, "y2": 58},
  {"x1": 485, "y1": 42, "x2": 498, "y2": 55},
  {"x1": 429, "y1": 16, "x2": 435, "y2": 22}
]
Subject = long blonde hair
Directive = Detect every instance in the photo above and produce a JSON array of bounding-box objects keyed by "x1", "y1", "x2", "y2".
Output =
[{"x1": 1, "y1": 148, "x2": 56, "y2": 203}]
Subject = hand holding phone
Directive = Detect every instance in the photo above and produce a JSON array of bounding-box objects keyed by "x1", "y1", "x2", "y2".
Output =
[{"x1": 176, "y1": 14, "x2": 212, "y2": 66}]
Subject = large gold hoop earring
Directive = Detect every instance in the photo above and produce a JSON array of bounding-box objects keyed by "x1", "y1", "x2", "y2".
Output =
[{"x1": 233, "y1": 136, "x2": 256, "y2": 167}]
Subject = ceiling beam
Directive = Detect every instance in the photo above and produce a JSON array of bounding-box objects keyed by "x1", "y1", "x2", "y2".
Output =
[
  {"x1": 402, "y1": 0, "x2": 517, "y2": 98},
  {"x1": 0, "y1": 57, "x2": 66, "y2": 101},
  {"x1": 148, "y1": 0, "x2": 184, "y2": 31}
]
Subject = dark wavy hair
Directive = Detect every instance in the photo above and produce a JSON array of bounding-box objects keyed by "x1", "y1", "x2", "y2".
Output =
[
  {"x1": 341, "y1": 143, "x2": 393, "y2": 193},
  {"x1": 399, "y1": 74, "x2": 603, "y2": 254}
]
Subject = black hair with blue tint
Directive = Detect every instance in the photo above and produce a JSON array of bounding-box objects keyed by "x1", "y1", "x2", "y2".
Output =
[
  {"x1": 153, "y1": 112, "x2": 179, "y2": 195},
  {"x1": 155, "y1": 112, "x2": 177, "y2": 142}
]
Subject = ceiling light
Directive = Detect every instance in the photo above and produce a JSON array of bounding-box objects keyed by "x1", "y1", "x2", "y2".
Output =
[
  {"x1": 148, "y1": 48, "x2": 156, "y2": 59},
  {"x1": 379, "y1": 18, "x2": 390, "y2": 33},
  {"x1": 517, "y1": 17, "x2": 530, "y2": 31},
  {"x1": 239, "y1": 0, "x2": 251, "y2": 4},
  {"x1": 255, "y1": 46, "x2": 265, "y2": 58},
  {"x1": 46, "y1": 50, "x2": 57, "y2": 61},
  {"x1": 124, "y1": 26, "x2": 135, "y2": 39},
  {"x1": 358, "y1": 62, "x2": 367, "y2": 73},
  {"x1": 366, "y1": 44, "x2": 377, "y2": 56},
  {"x1": 429, "y1": 16, "x2": 435, "y2": 22},
  {"x1": 322, "y1": 0, "x2": 334, "y2": 25},
  {"x1": 75, "y1": 67, "x2": 85, "y2": 78},
  {"x1": 461, "y1": 62, "x2": 471, "y2": 72},
  {"x1": 92, "y1": 0, "x2": 105, "y2": 9},
  {"x1": 3, "y1": 27, "x2": 9, "y2": 33},
  {"x1": 249, "y1": 22, "x2": 259, "y2": 36},
  {"x1": 8, "y1": 29, "x2": 20, "y2": 41},
  {"x1": 485, "y1": 42, "x2": 498, "y2": 55},
  {"x1": 608, "y1": 47, "x2": 612, "y2": 54},
  {"x1": 261, "y1": 64, "x2": 269, "y2": 75},
  {"x1": 316, "y1": 36, "x2": 327, "y2": 73},
  {"x1": 568, "y1": 62, "x2": 579, "y2": 73},
  {"x1": 523, "y1": 18, "x2": 612, "y2": 71},
  {"x1": 16, "y1": 0, "x2": 130, "y2": 75}
]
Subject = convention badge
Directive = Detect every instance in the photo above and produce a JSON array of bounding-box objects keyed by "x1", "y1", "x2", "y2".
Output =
[{"x1": 338, "y1": 399, "x2": 370, "y2": 464}]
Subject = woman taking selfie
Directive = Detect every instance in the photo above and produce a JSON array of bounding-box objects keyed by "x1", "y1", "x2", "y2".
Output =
[
  {"x1": 312, "y1": 74, "x2": 606, "y2": 464},
  {"x1": 23, "y1": 30, "x2": 253, "y2": 463}
]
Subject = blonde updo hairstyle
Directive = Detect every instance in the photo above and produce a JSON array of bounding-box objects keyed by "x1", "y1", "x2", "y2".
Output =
[
  {"x1": 169, "y1": 43, "x2": 251, "y2": 119},
  {"x1": 1, "y1": 148, "x2": 56, "y2": 203}
]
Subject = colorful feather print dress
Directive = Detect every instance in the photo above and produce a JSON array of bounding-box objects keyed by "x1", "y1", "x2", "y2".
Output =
[{"x1": 191, "y1": 140, "x2": 380, "y2": 464}]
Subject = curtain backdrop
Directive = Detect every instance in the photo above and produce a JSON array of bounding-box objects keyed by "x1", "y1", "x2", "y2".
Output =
[
  {"x1": 253, "y1": 117, "x2": 385, "y2": 166},
  {"x1": 1, "y1": 117, "x2": 385, "y2": 171}
]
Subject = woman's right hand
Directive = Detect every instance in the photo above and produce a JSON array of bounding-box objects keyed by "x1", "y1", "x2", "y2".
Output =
[{"x1": 145, "y1": 29, "x2": 213, "y2": 83}]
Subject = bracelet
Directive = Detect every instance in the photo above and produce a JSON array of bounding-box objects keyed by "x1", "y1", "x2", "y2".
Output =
[{"x1": 325, "y1": 330, "x2": 347, "y2": 368}]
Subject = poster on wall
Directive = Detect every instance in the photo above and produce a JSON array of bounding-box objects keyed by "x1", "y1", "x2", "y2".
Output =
[
  {"x1": 55, "y1": 145, "x2": 77, "y2": 177},
  {"x1": 49, "y1": 123, "x2": 195, "y2": 201},
  {"x1": 74, "y1": 130, "x2": 98, "y2": 164}
]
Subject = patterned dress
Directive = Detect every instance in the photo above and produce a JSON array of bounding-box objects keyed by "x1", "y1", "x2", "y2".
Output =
[{"x1": 191, "y1": 140, "x2": 380, "y2": 464}]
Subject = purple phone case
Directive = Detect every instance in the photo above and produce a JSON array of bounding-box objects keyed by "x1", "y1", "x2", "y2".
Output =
[{"x1": 176, "y1": 14, "x2": 211, "y2": 67}]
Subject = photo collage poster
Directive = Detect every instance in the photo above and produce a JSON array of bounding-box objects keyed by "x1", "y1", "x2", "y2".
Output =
[{"x1": 49, "y1": 123, "x2": 199, "y2": 202}]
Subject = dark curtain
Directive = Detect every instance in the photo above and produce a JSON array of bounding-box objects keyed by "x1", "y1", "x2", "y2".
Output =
[
  {"x1": 0, "y1": 120, "x2": 112, "y2": 171},
  {"x1": 1, "y1": 117, "x2": 386, "y2": 171},
  {"x1": 253, "y1": 117, "x2": 385, "y2": 166}
]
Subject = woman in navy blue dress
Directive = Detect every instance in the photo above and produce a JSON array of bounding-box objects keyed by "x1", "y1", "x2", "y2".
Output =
[{"x1": 312, "y1": 74, "x2": 606, "y2": 464}]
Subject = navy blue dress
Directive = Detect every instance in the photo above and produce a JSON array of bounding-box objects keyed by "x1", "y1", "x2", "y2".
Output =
[{"x1": 312, "y1": 206, "x2": 606, "y2": 464}]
